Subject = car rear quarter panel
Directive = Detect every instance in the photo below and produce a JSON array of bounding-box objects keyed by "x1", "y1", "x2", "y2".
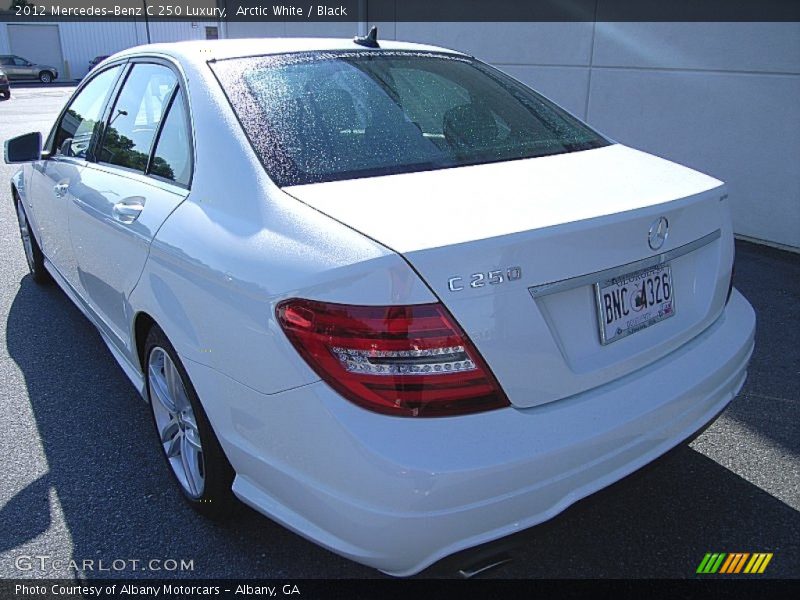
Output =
[{"x1": 128, "y1": 55, "x2": 436, "y2": 395}]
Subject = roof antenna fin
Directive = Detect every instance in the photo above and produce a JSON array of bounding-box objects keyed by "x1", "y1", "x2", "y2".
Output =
[{"x1": 354, "y1": 26, "x2": 379, "y2": 48}]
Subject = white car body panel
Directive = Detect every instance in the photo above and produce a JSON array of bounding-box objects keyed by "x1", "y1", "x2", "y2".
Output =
[
  {"x1": 287, "y1": 147, "x2": 734, "y2": 407},
  {"x1": 29, "y1": 158, "x2": 84, "y2": 282},
  {"x1": 8, "y1": 38, "x2": 756, "y2": 575},
  {"x1": 72, "y1": 164, "x2": 189, "y2": 349},
  {"x1": 185, "y1": 290, "x2": 753, "y2": 576},
  {"x1": 285, "y1": 144, "x2": 723, "y2": 254}
]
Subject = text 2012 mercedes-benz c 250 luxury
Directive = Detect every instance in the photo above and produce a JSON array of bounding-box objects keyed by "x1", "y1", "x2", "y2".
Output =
[{"x1": 5, "y1": 35, "x2": 755, "y2": 576}]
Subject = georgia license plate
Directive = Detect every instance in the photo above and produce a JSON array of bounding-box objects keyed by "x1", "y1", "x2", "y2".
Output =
[{"x1": 595, "y1": 263, "x2": 675, "y2": 345}]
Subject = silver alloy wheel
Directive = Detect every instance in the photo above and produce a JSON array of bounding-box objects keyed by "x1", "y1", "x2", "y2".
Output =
[
  {"x1": 16, "y1": 201, "x2": 35, "y2": 273},
  {"x1": 40, "y1": 72, "x2": 52, "y2": 83},
  {"x1": 148, "y1": 347, "x2": 205, "y2": 498}
]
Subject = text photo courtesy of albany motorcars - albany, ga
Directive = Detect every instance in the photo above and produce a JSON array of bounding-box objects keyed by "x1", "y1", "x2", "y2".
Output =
[{"x1": 2, "y1": 1, "x2": 797, "y2": 590}]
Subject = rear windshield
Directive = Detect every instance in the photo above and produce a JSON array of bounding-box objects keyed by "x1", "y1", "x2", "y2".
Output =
[{"x1": 211, "y1": 51, "x2": 609, "y2": 187}]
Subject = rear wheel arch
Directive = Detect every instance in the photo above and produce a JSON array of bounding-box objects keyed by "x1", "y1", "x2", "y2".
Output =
[
  {"x1": 132, "y1": 312, "x2": 208, "y2": 411},
  {"x1": 143, "y1": 322, "x2": 237, "y2": 517},
  {"x1": 133, "y1": 312, "x2": 157, "y2": 374}
]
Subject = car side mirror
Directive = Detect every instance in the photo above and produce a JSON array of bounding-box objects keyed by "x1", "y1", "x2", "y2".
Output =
[{"x1": 4, "y1": 132, "x2": 42, "y2": 163}]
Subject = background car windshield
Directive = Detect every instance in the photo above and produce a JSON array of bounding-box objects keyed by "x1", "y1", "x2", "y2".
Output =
[{"x1": 211, "y1": 51, "x2": 609, "y2": 186}]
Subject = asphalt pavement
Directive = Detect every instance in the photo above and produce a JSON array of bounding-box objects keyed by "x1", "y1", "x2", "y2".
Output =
[{"x1": 0, "y1": 86, "x2": 797, "y2": 579}]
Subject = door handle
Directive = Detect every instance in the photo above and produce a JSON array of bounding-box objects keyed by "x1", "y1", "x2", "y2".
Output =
[
  {"x1": 53, "y1": 183, "x2": 69, "y2": 198},
  {"x1": 112, "y1": 197, "x2": 145, "y2": 224}
]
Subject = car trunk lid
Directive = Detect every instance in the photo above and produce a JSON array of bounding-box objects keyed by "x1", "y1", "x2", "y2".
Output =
[{"x1": 284, "y1": 144, "x2": 734, "y2": 408}]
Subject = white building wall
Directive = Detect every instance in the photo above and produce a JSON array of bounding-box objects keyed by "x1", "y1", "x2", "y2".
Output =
[
  {"x1": 58, "y1": 21, "x2": 141, "y2": 78},
  {"x1": 1, "y1": 17, "x2": 796, "y2": 248},
  {"x1": 0, "y1": 20, "x2": 219, "y2": 80},
  {"x1": 226, "y1": 20, "x2": 800, "y2": 250},
  {"x1": 586, "y1": 23, "x2": 800, "y2": 251},
  {"x1": 145, "y1": 20, "x2": 217, "y2": 44}
]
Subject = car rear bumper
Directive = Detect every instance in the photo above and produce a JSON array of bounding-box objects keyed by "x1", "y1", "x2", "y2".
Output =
[{"x1": 184, "y1": 289, "x2": 755, "y2": 576}]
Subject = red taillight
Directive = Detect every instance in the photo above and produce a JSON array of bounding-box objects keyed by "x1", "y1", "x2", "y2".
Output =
[{"x1": 276, "y1": 299, "x2": 510, "y2": 417}]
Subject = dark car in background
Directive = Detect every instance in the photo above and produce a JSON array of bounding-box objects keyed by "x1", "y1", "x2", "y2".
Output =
[
  {"x1": 89, "y1": 55, "x2": 110, "y2": 71},
  {"x1": 0, "y1": 55, "x2": 58, "y2": 83},
  {"x1": 0, "y1": 68, "x2": 10, "y2": 99}
]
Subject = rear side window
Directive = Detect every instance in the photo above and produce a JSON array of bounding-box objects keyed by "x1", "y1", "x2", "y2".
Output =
[
  {"x1": 53, "y1": 65, "x2": 121, "y2": 159},
  {"x1": 148, "y1": 89, "x2": 192, "y2": 187},
  {"x1": 98, "y1": 63, "x2": 177, "y2": 172},
  {"x1": 211, "y1": 51, "x2": 609, "y2": 186}
]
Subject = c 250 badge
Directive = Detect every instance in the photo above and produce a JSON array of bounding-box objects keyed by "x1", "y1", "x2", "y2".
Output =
[{"x1": 448, "y1": 267, "x2": 522, "y2": 292}]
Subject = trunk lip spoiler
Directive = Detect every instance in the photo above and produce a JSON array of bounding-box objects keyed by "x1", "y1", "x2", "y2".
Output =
[{"x1": 529, "y1": 229, "x2": 721, "y2": 299}]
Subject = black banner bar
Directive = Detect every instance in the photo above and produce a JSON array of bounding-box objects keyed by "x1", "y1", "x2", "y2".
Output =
[
  {"x1": 1, "y1": 0, "x2": 799, "y2": 23},
  {"x1": 1, "y1": 579, "x2": 798, "y2": 600}
]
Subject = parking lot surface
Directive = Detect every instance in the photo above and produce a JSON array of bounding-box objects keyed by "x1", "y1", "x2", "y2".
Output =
[{"x1": 0, "y1": 86, "x2": 797, "y2": 579}]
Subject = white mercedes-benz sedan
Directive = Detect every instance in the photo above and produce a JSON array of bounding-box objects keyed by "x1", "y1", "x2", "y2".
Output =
[{"x1": 5, "y1": 35, "x2": 755, "y2": 576}]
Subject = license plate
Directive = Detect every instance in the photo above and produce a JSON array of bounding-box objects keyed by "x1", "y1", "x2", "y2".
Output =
[{"x1": 595, "y1": 264, "x2": 675, "y2": 345}]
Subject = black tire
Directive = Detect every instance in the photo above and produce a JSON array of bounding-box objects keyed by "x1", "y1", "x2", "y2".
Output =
[
  {"x1": 1, "y1": 91, "x2": 9, "y2": 100},
  {"x1": 38, "y1": 71, "x2": 53, "y2": 83},
  {"x1": 144, "y1": 325, "x2": 237, "y2": 519},
  {"x1": 14, "y1": 195, "x2": 51, "y2": 285}
]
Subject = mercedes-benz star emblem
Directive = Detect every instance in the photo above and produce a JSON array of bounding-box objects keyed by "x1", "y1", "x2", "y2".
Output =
[{"x1": 648, "y1": 217, "x2": 669, "y2": 251}]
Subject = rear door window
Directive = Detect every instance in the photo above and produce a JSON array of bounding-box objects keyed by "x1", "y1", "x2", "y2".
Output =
[
  {"x1": 148, "y1": 89, "x2": 193, "y2": 187},
  {"x1": 98, "y1": 63, "x2": 177, "y2": 172}
]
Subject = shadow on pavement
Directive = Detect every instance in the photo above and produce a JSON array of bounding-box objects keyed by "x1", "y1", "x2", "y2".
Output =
[
  {"x1": 722, "y1": 242, "x2": 800, "y2": 451},
  {"x1": 4, "y1": 275, "x2": 376, "y2": 579},
  {"x1": 0, "y1": 475, "x2": 51, "y2": 555},
  {"x1": 427, "y1": 445, "x2": 798, "y2": 578},
  {"x1": 3, "y1": 240, "x2": 798, "y2": 579}
]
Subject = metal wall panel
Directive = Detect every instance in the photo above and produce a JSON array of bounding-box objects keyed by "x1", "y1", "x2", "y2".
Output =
[
  {"x1": 57, "y1": 21, "x2": 141, "y2": 79},
  {"x1": 6, "y1": 24, "x2": 64, "y2": 76},
  {"x1": 1, "y1": 16, "x2": 795, "y2": 248},
  {"x1": 0, "y1": 20, "x2": 221, "y2": 81}
]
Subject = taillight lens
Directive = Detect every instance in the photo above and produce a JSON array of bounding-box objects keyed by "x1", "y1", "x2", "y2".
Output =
[{"x1": 276, "y1": 299, "x2": 510, "y2": 417}]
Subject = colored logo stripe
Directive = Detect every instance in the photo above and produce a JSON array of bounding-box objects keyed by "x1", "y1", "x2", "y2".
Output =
[
  {"x1": 697, "y1": 553, "x2": 726, "y2": 573},
  {"x1": 744, "y1": 553, "x2": 773, "y2": 574},
  {"x1": 697, "y1": 552, "x2": 773, "y2": 574},
  {"x1": 719, "y1": 553, "x2": 749, "y2": 573}
]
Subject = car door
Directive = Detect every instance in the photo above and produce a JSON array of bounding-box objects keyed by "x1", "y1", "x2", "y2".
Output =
[
  {"x1": 69, "y1": 60, "x2": 193, "y2": 353},
  {"x1": 27, "y1": 64, "x2": 123, "y2": 289}
]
